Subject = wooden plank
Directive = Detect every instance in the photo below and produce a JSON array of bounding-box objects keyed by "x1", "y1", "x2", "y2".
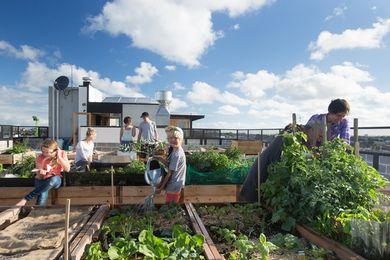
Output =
[
  {"x1": 70, "y1": 204, "x2": 110, "y2": 260},
  {"x1": 184, "y1": 203, "x2": 216, "y2": 260},
  {"x1": 0, "y1": 206, "x2": 21, "y2": 230},
  {"x1": 0, "y1": 187, "x2": 39, "y2": 198},
  {"x1": 0, "y1": 151, "x2": 36, "y2": 164},
  {"x1": 122, "y1": 186, "x2": 154, "y2": 196},
  {"x1": 56, "y1": 197, "x2": 112, "y2": 205},
  {"x1": 187, "y1": 203, "x2": 224, "y2": 260},
  {"x1": 121, "y1": 195, "x2": 165, "y2": 205},
  {"x1": 184, "y1": 185, "x2": 237, "y2": 196},
  {"x1": 231, "y1": 140, "x2": 262, "y2": 155},
  {"x1": 296, "y1": 224, "x2": 365, "y2": 260},
  {"x1": 57, "y1": 186, "x2": 113, "y2": 198}
]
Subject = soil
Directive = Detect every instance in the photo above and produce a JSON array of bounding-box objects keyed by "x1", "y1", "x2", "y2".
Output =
[{"x1": 0, "y1": 206, "x2": 93, "y2": 258}]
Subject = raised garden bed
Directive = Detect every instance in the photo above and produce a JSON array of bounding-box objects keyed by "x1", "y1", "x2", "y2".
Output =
[
  {"x1": 195, "y1": 203, "x2": 337, "y2": 259},
  {"x1": 80, "y1": 203, "x2": 220, "y2": 260},
  {"x1": 0, "y1": 151, "x2": 36, "y2": 165}
]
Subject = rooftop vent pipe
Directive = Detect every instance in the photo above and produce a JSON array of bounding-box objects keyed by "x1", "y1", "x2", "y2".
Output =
[
  {"x1": 155, "y1": 90, "x2": 172, "y2": 127},
  {"x1": 82, "y1": 76, "x2": 92, "y2": 87}
]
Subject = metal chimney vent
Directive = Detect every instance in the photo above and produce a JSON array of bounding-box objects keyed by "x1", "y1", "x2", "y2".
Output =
[{"x1": 155, "y1": 90, "x2": 172, "y2": 127}]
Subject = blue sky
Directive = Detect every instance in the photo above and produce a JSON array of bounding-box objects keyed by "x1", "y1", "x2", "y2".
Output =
[{"x1": 1, "y1": 0, "x2": 390, "y2": 128}]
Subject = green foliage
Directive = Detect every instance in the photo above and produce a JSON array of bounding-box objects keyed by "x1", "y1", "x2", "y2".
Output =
[
  {"x1": 118, "y1": 160, "x2": 146, "y2": 174},
  {"x1": 269, "y1": 233, "x2": 300, "y2": 250},
  {"x1": 261, "y1": 131, "x2": 389, "y2": 245},
  {"x1": 223, "y1": 146, "x2": 243, "y2": 161},
  {"x1": 84, "y1": 242, "x2": 108, "y2": 260},
  {"x1": 187, "y1": 150, "x2": 231, "y2": 172},
  {"x1": 5, "y1": 141, "x2": 30, "y2": 154},
  {"x1": 12, "y1": 155, "x2": 36, "y2": 177},
  {"x1": 0, "y1": 163, "x2": 3, "y2": 173},
  {"x1": 108, "y1": 237, "x2": 137, "y2": 259},
  {"x1": 258, "y1": 233, "x2": 277, "y2": 260}
]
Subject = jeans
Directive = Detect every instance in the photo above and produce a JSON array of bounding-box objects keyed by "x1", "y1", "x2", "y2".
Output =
[{"x1": 24, "y1": 175, "x2": 62, "y2": 205}]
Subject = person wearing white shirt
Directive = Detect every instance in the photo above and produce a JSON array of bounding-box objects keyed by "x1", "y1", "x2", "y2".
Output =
[{"x1": 75, "y1": 127, "x2": 96, "y2": 171}]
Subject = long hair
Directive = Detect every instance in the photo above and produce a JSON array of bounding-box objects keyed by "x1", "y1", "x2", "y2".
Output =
[{"x1": 41, "y1": 139, "x2": 59, "y2": 167}]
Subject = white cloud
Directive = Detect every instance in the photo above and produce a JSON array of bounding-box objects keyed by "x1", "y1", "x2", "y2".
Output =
[
  {"x1": 233, "y1": 24, "x2": 240, "y2": 30},
  {"x1": 325, "y1": 4, "x2": 347, "y2": 21},
  {"x1": 125, "y1": 62, "x2": 158, "y2": 85},
  {"x1": 165, "y1": 65, "x2": 176, "y2": 71},
  {"x1": 217, "y1": 105, "x2": 240, "y2": 115},
  {"x1": 309, "y1": 18, "x2": 390, "y2": 60},
  {"x1": 228, "y1": 70, "x2": 279, "y2": 99},
  {"x1": 187, "y1": 81, "x2": 220, "y2": 104},
  {"x1": 172, "y1": 82, "x2": 185, "y2": 90},
  {"x1": 371, "y1": 6, "x2": 377, "y2": 11},
  {"x1": 0, "y1": 40, "x2": 44, "y2": 61},
  {"x1": 85, "y1": 0, "x2": 273, "y2": 67},
  {"x1": 170, "y1": 97, "x2": 188, "y2": 112},
  {"x1": 187, "y1": 81, "x2": 250, "y2": 106},
  {"x1": 18, "y1": 62, "x2": 144, "y2": 98}
]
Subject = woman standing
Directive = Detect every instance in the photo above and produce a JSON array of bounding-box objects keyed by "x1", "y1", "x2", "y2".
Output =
[
  {"x1": 120, "y1": 116, "x2": 136, "y2": 145},
  {"x1": 16, "y1": 139, "x2": 70, "y2": 206}
]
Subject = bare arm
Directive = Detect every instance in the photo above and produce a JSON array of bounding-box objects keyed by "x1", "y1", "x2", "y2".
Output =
[
  {"x1": 157, "y1": 170, "x2": 172, "y2": 190},
  {"x1": 132, "y1": 125, "x2": 137, "y2": 137},
  {"x1": 137, "y1": 127, "x2": 142, "y2": 142},
  {"x1": 57, "y1": 150, "x2": 70, "y2": 172}
]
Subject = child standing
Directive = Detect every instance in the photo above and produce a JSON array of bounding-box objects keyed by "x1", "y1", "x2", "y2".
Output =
[
  {"x1": 156, "y1": 126, "x2": 186, "y2": 204},
  {"x1": 16, "y1": 139, "x2": 70, "y2": 206}
]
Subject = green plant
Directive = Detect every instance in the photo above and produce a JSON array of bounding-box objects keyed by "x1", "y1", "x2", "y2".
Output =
[
  {"x1": 224, "y1": 146, "x2": 243, "y2": 161},
  {"x1": 261, "y1": 131, "x2": 389, "y2": 246},
  {"x1": 0, "y1": 163, "x2": 3, "y2": 173},
  {"x1": 211, "y1": 226, "x2": 237, "y2": 244},
  {"x1": 84, "y1": 242, "x2": 107, "y2": 260},
  {"x1": 119, "y1": 142, "x2": 135, "y2": 153},
  {"x1": 257, "y1": 233, "x2": 277, "y2": 260},
  {"x1": 122, "y1": 160, "x2": 145, "y2": 174},
  {"x1": 12, "y1": 155, "x2": 35, "y2": 177},
  {"x1": 187, "y1": 150, "x2": 230, "y2": 172},
  {"x1": 5, "y1": 141, "x2": 30, "y2": 154},
  {"x1": 107, "y1": 237, "x2": 137, "y2": 259}
]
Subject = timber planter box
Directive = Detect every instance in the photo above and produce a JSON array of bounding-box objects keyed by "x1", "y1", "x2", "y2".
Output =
[{"x1": 0, "y1": 151, "x2": 36, "y2": 165}]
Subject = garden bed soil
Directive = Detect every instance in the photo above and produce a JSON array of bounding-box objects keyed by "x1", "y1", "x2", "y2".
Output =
[{"x1": 0, "y1": 206, "x2": 93, "y2": 259}]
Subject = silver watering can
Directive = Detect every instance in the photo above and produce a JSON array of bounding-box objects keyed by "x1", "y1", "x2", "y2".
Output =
[
  {"x1": 144, "y1": 158, "x2": 165, "y2": 209},
  {"x1": 144, "y1": 158, "x2": 164, "y2": 187}
]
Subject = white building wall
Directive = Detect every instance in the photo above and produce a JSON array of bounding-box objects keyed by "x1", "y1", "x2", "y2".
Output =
[
  {"x1": 122, "y1": 104, "x2": 159, "y2": 126},
  {"x1": 78, "y1": 86, "x2": 88, "y2": 127}
]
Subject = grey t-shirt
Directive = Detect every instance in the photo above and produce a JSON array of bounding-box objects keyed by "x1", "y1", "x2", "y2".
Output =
[
  {"x1": 138, "y1": 121, "x2": 157, "y2": 142},
  {"x1": 166, "y1": 147, "x2": 186, "y2": 193}
]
